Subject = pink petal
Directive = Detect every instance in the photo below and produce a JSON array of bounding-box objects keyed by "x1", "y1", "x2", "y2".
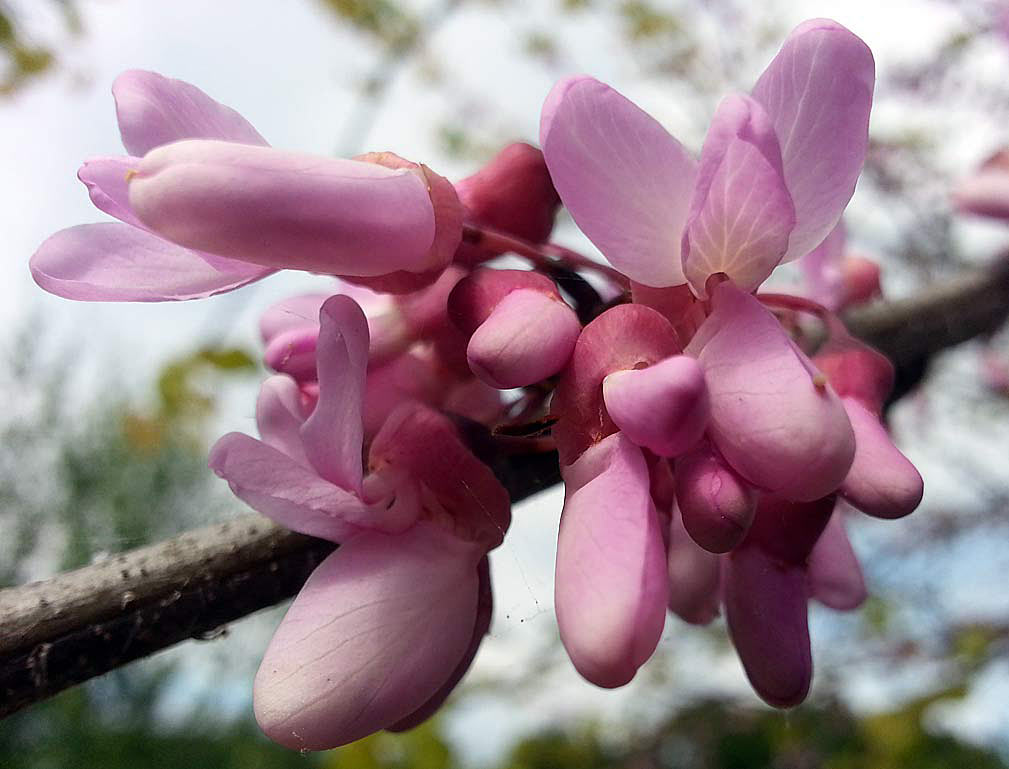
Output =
[
  {"x1": 552, "y1": 304, "x2": 681, "y2": 465},
  {"x1": 724, "y1": 545, "x2": 812, "y2": 708},
  {"x1": 745, "y1": 494, "x2": 836, "y2": 566},
  {"x1": 112, "y1": 70, "x2": 268, "y2": 156},
  {"x1": 602, "y1": 354, "x2": 709, "y2": 457},
  {"x1": 687, "y1": 281, "x2": 855, "y2": 501},
  {"x1": 263, "y1": 326, "x2": 320, "y2": 383},
  {"x1": 838, "y1": 397, "x2": 923, "y2": 519},
  {"x1": 30, "y1": 222, "x2": 271, "y2": 302},
  {"x1": 682, "y1": 94, "x2": 795, "y2": 296},
  {"x1": 674, "y1": 439, "x2": 757, "y2": 553},
  {"x1": 388, "y1": 555, "x2": 493, "y2": 732},
  {"x1": 254, "y1": 522, "x2": 482, "y2": 751},
  {"x1": 952, "y1": 151, "x2": 1009, "y2": 219},
  {"x1": 799, "y1": 221, "x2": 846, "y2": 310},
  {"x1": 256, "y1": 375, "x2": 309, "y2": 465},
  {"x1": 555, "y1": 432, "x2": 668, "y2": 687},
  {"x1": 540, "y1": 76, "x2": 696, "y2": 287},
  {"x1": 259, "y1": 292, "x2": 331, "y2": 343},
  {"x1": 129, "y1": 140, "x2": 439, "y2": 277},
  {"x1": 208, "y1": 432, "x2": 371, "y2": 542},
  {"x1": 807, "y1": 512, "x2": 867, "y2": 610},
  {"x1": 751, "y1": 20, "x2": 874, "y2": 262},
  {"x1": 466, "y1": 289, "x2": 581, "y2": 388},
  {"x1": 300, "y1": 296, "x2": 369, "y2": 495},
  {"x1": 666, "y1": 503, "x2": 722, "y2": 625}
]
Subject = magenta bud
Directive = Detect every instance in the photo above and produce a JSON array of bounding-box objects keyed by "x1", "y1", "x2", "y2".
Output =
[
  {"x1": 454, "y1": 142, "x2": 560, "y2": 266},
  {"x1": 129, "y1": 140, "x2": 462, "y2": 280},
  {"x1": 602, "y1": 355, "x2": 709, "y2": 457},
  {"x1": 675, "y1": 440, "x2": 757, "y2": 553},
  {"x1": 840, "y1": 255, "x2": 881, "y2": 308},
  {"x1": 263, "y1": 326, "x2": 319, "y2": 383},
  {"x1": 449, "y1": 269, "x2": 580, "y2": 388},
  {"x1": 814, "y1": 336, "x2": 894, "y2": 414},
  {"x1": 724, "y1": 545, "x2": 812, "y2": 708},
  {"x1": 467, "y1": 289, "x2": 581, "y2": 388},
  {"x1": 838, "y1": 397, "x2": 923, "y2": 519}
]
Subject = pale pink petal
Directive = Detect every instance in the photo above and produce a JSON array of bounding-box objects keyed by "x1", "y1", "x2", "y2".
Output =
[
  {"x1": 751, "y1": 20, "x2": 874, "y2": 262},
  {"x1": 675, "y1": 439, "x2": 757, "y2": 553},
  {"x1": 30, "y1": 222, "x2": 270, "y2": 302},
  {"x1": 666, "y1": 503, "x2": 722, "y2": 625},
  {"x1": 388, "y1": 556, "x2": 493, "y2": 732},
  {"x1": 263, "y1": 326, "x2": 320, "y2": 383},
  {"x1": 129, "y1": 140, "x2": 439, "y2": 277},
  {"x1": 686, "y1": 282, "x2": 854, "y2": 501},
  {"x1": 208, "y1": 432, "x2": 370, "y2": 542},
  {"x1": 259, "y1": 293, "x2": 330, "y2": 343},
  {"x1": 799, "y1": 221, "x2": 846, "y2": 309},
  {"x1": 112, "y1": 70, "x2": 268, "y2": 156},
  {"x1": 466, "y1": 289, "x2": 581, "y2": 388},
  {"x1": 300, "y1": 296, "x2": 369, "y2": 495},
  {"x1": 602, "y1": 354, "x2": 709, "y2": 457},
  {"x1": 555, "y1": 432, "x2": 668, "y2": 687},
  {"x1": 256, "y1": 375, "x2": 309, "y2": 465},
  {"x1": 807, "y1": 512, "x2": 867, "y2": 610},
  {"x1": 540, "y1": 76, "x2": 696, "y2": 287},
  {"x1": 838, "y1": 397, "x2": 923, "y2": 519},
  {"x1": 682, "y1": 94, "x2": 795, "y2": 296},
  {"x1": 724, "y1": 545, "x2": 812, "y2": 707},
  {"x1": 254, "y1": 523, "x2": 482, "y2": 751}
]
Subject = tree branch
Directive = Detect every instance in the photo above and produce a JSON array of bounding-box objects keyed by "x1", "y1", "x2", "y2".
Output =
[{"x1": 2, "y1": 260, "x2": 1008, "y2": 717}]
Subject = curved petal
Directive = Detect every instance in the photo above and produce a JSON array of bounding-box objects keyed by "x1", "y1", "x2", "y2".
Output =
[
  {"x1": 667, "y1": 503, "x2": 722, "y2": 625},
  {"x1": 687, "y1": 282, "x2": 855, "y2": 501},
  {"x1": 682, "y1": 94, "x2": 795, "y2": 296},
  {"x1": 79, "y1": 155, "x2": 145, "y2": 227},
  {"x1": 254, "y1": 522, "x2": 482, "y2": 751},
  {"x1": 540, "y1": 76, "x2": 696, "y2": 287},
  {"x1": 724, "y1": 545, "x2": 812, "y2": 708},
  {"x1": 208, "y1": 432, "x2": 371, "y2": 542},
  {"x1": 129, "y1": 140, "x2": 439, "y2": 277},
  {"x1": 112, "y1": 70, "x2": 268, "y2": 156},
  {"x1": 263, "y1": 326, "x2": 320, "y2": 383},
  {"x1": 300, "y1": 296, "x2": 370, "y2": 495},
  {"x1": 260, "y1": 293, "x2": 331, "y2": 343},
  {"x1": 388, "y1": 555, "x2": 493, "y2": 732},
  {"x1": 256, "y1": 375, "x2": 309, "y2": 464},
  {"x1": 602, "y1": 354, "x2": 709, "y2": 457},
  {"x1": 807, "y1": 512, "x2": 867, "y2": 610},
  {"x1": 751, "y1": 19, "x2": 874, "y2": 262},
  {"x1": 838, "y1": 398, "x2": 923, "y2": 519},
  {"x1": 799, "y1": 221, "x2": 846, "y2": 310},
  {"x1": 555, "y1": 432, "x2": 668, "y2": 687},
  {"x1": 30, "y1": 222, "x2": 270, "y2": 301}
]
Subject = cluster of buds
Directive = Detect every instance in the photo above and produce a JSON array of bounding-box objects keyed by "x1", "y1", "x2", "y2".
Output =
[{"x1": 30, "y1": 17, "x2": 923, "y2": 752}]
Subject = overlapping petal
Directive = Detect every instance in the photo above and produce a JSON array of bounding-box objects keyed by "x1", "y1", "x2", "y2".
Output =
[
  {"x1": 806, "y1": 512, "x2": 867, "y2": 610},
  {"x1": 541, "y1": 76, "x2": 696, "y2": 287},
  {"x1": 751, "y1": 19, "x2": 874, "y2": 262},
  {"x1": 254, "y1": 522, "x2": 482, "y2": 751}
]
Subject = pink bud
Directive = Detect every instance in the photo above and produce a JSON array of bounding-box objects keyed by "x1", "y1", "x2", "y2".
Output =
[
  {"x1": 674, "y1": 440, "x2": 757, "y2": 553},
  {"x1": 602, "y1": 355, "x2": 708, "y2": 457},
  {"x1": 454, "y1": 142, "x2": 560, "y2": 266},
  {"x1": 952, "y1": 148, "x2": 1009, "y2": 220},
  {"x1": 806, "y1": 512, "x2": 867, "y2": 610},
  {"x1": 838, "y1": 397, "x2": 923, "y2": 519},
  {"x1": 449, "y1": 269, "x2": 580, "y2": 388},
  {"x1": 129, "y1": 140, "x2": 462, "y2": 281},
  {"x1": 840, "y1": 255, "x2": 881, "y2": 307},
  {"x1": 814, "y1": 335, "x2": 894, "y2": 414},
  {"x1": 263, "y1": 325, "x2": 319, "y2": 383},
  {"x1": 666, "y1": 503, "x2": 722, "y2": 625}
]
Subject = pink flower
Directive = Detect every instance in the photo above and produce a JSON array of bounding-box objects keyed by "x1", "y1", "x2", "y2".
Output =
[
  {"x1": 209, "y1": 294, "x2": 510, "y2": 749},
  {"x1": 30, "y1": 71, "x2": 461, "y2": 302},
  {"x1": 952, "y1": 148, "x2": 1009, "y2": 220}
]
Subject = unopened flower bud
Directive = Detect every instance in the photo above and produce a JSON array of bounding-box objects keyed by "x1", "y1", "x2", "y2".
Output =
[{"x1": 674, "y1": 440, "x2": 757, "y2": 553}]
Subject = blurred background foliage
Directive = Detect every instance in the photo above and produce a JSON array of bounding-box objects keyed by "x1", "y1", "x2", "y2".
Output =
[{"x1": 2, "y1": 0, "x2": 1009, "y2": 767}]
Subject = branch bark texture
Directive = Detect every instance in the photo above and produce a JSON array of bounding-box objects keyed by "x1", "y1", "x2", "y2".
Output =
[{"x1": 2, "y1": 260, "x2": 1008, "y2": 717}]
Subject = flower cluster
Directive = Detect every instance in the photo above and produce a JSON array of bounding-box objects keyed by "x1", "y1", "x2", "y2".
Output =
[{"x1": 31, "y1": 18, "x2": 923, "y2": 751}]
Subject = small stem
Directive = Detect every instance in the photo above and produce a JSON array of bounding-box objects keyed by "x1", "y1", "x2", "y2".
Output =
[
  {"x1": 757, "y1": 292, "x2": 850, "y2": 340},
  {"x1": 462, "y1": 223, "x2": 629, "y2": 288}
]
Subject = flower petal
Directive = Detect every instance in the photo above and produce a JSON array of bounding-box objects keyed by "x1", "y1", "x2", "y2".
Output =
[
  {"x1": 208, "y1": 432, "x2": 370, "y2": 542},
  {"x1": 666, "y1": 502, "x2": 722, "y2": 625},
  {"x1": 806, "y1": 512, "x2": 867, "y2": 610},
  {"x1": 300, "y1": 296, "x2": 369, "y2": 495},
  {"x1": 540, "y1": 76, "x2": 696, "y2": 287},
  {"x1": 751, "y1": 19, "x2": 874, "y2": 262},
  {"x1": 687, "y1": 281, "x2": 855, "y2": 501},
  {"x1": 724, "y1": 545, "x2": 812, "y2": 708},
  {"x1": 254, "y1": 522, "x2": 482, "y2": 751},
  {"x1": 798, "y1": 221, "x2": 846, "y2": 310},
  {"x1": 112, "y1": 70, "x2": 268, "y2": 156},
  {"x1": 129, "y1": 140, "x2": 440, "y2": 277},
  {"x1": 256, "y1": 375, "x2": 309, "y2": 465},
  {"x1": 555, "y1": 432, "x2": 668, "y2": 687},
  {"x1": 682, "y1": 94, "x2": 795, "y2": 296},
  {"x1": 30, "y1": 222, "x2": 270, "y2": 301}
]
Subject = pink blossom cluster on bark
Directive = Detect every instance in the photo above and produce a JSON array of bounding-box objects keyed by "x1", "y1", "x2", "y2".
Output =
[{"x1": 29, "y1": 17, "x2": 924, "y2": 751}]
